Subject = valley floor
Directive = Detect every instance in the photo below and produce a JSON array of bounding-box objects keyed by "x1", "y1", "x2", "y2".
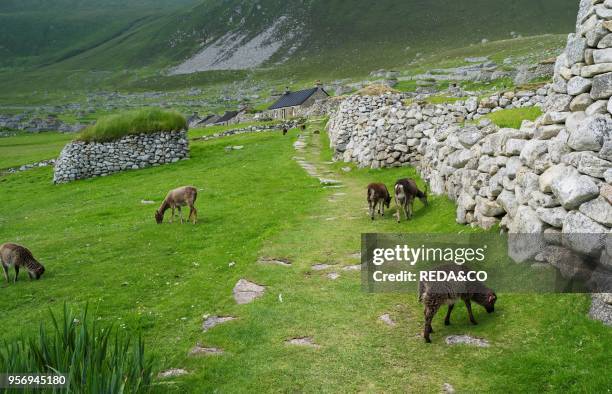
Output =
[{"x1": 0, "y1": 125, "x2": 610, "y2": 392}]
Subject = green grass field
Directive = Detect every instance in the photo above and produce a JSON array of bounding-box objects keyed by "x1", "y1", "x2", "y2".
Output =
[
  {"x1": 0, "y1": 132, "x2": 73, "y2": 169},
  {"x1": 0, "y1": 124, "x2": 610, "y2": 392}
]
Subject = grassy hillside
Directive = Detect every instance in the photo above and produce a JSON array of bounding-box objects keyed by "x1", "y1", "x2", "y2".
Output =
[
  {"x1": 2, "y1": 0, "x2": 577, "y2": 74},
  {"x1": 0, "y1": 0, "x2": 197, "y2": 68}
]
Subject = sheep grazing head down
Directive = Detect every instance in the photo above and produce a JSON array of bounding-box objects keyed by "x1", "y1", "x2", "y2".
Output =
[
  {"x1": 475, "y1": 291, "x2": 497, "y2": 313},
  {"x1": 155, "y1": 210, "x2": 164, "y2": 224}
]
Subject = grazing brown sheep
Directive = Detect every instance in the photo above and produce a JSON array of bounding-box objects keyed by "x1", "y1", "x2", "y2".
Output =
[
  {"x1": 0, "y1": 243, "x2": 45, "y2": 283},
  {"x1": 155, "y1": 186, "x2": 198, "y2": 224},
  {"x1": 419, "y1": 264, "x2": 497, "y2": 343},
  {"x1": 367, "y1": 183, "x2": 391, "y2": 220},
  {"x1": 394, "y1": 178, "x2": 428, "y2": 222}
]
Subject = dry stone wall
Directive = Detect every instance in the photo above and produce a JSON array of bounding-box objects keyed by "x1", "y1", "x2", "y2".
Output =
[
  {"x1": 328, "y1": 90, "x2": 547, "y2": 170},
  {"x1": 53, "y1": 131, "x2": 188, "y2": 183},
  {"x1": 327, "y1": 0, "x2": 612, "y2": 323}
]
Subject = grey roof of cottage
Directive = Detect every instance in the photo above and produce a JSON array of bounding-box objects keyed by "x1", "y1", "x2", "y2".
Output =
[
  {"x1": 214, "y1": 111, "x2": 239, "y2": 124},
  {"x1": 268, "y1": 87, "x2": 328, "y2": 110}
]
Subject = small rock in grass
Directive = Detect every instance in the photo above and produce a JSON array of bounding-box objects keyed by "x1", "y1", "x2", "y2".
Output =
[
  {"x1": 589, "y1": 294, "x2": 612, "y2": 326},
  {"x1": 445, "y1": 335, "x2": 490, "y2": 347},
  {"x1": 202, "y1": 316, "x2": 236, "y2": 332},
  {"x1": 232, "y1": 279, "x2": 266, "y2": 304},
  {"x1": 327, "y1": 272, "x2": 340, "y2": 280},
  {"x1": 442, "y1": 383, "x2": 456, "y2": 394},
  {"x1": 285, "y1": 337, "x2": 320, "y2": 348},
  {"x1": 311, "y1": 264, "x2": 332, "y2": 271},
  {"x1": 379, "y1": 313, "x2": 396, "y2": 327},
  {"x1": 258, "y1": 257, "x2": 292, "y2": 267},
  {"x1": 189, "y1": 344, "x2": 224, "y2": 356},
  {"x1": 158, "y1": 368, "x2": 188, "y2": 378}
]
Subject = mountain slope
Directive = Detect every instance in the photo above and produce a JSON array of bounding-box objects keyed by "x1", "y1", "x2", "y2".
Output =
[
  {"x1": 0, "y1": 0, "x2": 197, "y2": 67},
  {"x1": 2, "y1": 0, "x2": 578, "y2": 75}
]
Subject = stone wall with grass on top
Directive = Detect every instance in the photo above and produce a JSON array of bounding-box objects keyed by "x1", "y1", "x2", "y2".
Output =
[{"x1": 53, "y1": 130, "x2": 188, "y2": 183}]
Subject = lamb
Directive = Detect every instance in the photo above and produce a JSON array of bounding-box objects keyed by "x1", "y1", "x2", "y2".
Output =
[
  {"x1": 394, "y1": 178, "x2": 428, "y2": 222},
  {"x1": 155, "y1": 186, "x2": 198, "y2": 224},
  {"x1": 367, "y1": 183, "x2": 391, "y2": 220},
  {"x1": 0, "y1": 243, "x2": 45, "y2": 283},
  {"x1": 418, "y1": 264, "x2": 497, "y2": 343}
]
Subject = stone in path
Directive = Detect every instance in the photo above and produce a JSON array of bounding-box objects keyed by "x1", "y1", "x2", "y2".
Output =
[
  {"x1": 233, "y1": 279, "x2": 266, "y2": 304},
  {"x1": 285, "y1": 337, "x2": 321, "y2": 348},
  {"x1": 311, "y1": 264, "x2": 333, "y2": 271},
  {"x1": 293, "y1": 141, "x2": 306, "y2": 150},
  {"x1": 189, "y1": 344, "x2": 224, "y2": 356},
  {"x1": 258, "y1": 257, "x2": 292, "y2": 267},
  {"x1": 319, "y1": 178, "x2": 342, "y2": 186},
  {"x1": 342, "y1": 264, "x2": 361, "y2": 271},
  {"x1": 158, "y1": 368, "x2": 188, "y2": 378},
  {"x1": 202, "y1": 315, "x2": 236, "y2": 332},
  {"x1": 379, "y1": 313, "x2": 397, "y2": 327},
  {"x1": 445, "y1": 335, "x2": 490, "y2": 347},
  {"x1": 327, "y1": 272, "x2": 340, "y2": 280},
  {"x1": 442, "y1": 383, "x2": 456, "y2": 393}
]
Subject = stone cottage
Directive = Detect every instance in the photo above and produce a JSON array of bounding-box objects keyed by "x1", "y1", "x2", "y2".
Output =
[{"x1": 267, "y1": 83, "x2": 329, "y2": 119}]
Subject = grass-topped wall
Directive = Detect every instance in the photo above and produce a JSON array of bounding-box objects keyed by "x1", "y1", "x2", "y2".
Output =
[
  {"x1": 54, "y1": 109, "x2": 188, "y2": 183},
  {"x1": 78, "y1": 108, "x2": 186, "y2": 143}
]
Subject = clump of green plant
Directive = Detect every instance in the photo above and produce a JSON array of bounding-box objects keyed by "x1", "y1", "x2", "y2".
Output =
[
  {"x1": 485, "y1": 106, "x2": 543, "y2": 129},
  {"x1": 78, "y1": 108, "x2": 186, "y2": 142},
  {"x1": 0, "y1": 304, "x2": 154, "y2": 393}
]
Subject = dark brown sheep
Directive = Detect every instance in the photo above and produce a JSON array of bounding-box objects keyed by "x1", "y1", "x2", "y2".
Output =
[
  {"x1": 418, "y1": 264, "x2": 497, "y2": 343},
  {"x1": 394, "y1": 178, "x2": 427, "y2": 222},
  {"x1": 367, "y1": 183, "x2": 391, "y2": 220}
]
